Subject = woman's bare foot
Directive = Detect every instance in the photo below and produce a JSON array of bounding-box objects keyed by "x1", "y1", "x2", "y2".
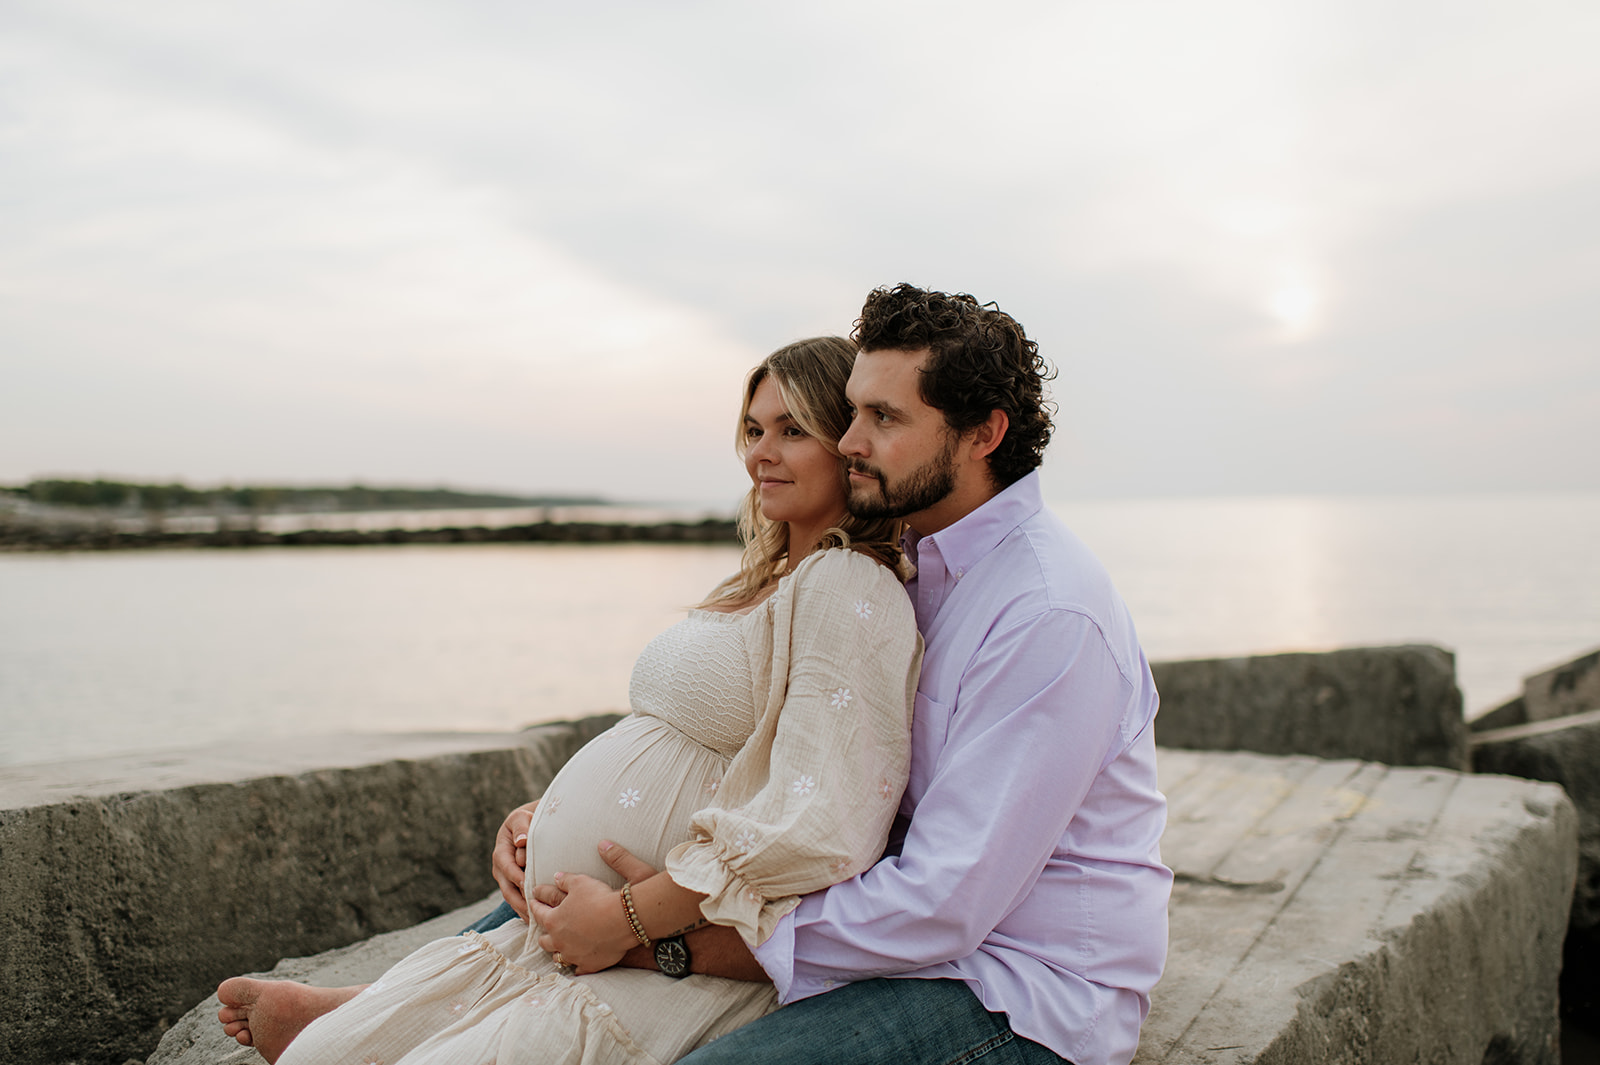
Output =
[{"x1": 216, "y1": 977, "x2": 366, "y2": 1063}]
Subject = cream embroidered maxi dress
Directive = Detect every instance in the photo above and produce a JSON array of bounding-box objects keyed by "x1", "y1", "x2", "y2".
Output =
[{"x1": 278, "y1": 548, "x2": 921, "y2": 1065}]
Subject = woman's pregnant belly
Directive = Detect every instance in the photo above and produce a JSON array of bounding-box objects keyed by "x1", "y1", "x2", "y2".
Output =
[{"x1": 525, "y1": 714, "x2": 731, "y2": 893}]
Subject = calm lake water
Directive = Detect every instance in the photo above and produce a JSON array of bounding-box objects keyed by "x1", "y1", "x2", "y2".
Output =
[{"x1": 3, "y1": 493, "x2": 1597, "y2": 768}]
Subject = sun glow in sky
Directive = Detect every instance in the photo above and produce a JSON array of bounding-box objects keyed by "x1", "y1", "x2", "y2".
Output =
[
  {"x1": 2, "y1": 0, "x2": 1597, "y2": 502},
  {"x1": 1268, "y1": 272, "x2": 1321, "y2": 339}
]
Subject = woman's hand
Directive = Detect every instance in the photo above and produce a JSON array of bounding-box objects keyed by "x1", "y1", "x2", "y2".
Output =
[
  {"x1": 531, "y1": 842, "x2": 664, "y2": 975},
  {"x1": 532, "y1": 872, "x2": 636, "y2": 974},
  {"x1": 491, "y1": 800, "x2": 540, "y2": 920}
]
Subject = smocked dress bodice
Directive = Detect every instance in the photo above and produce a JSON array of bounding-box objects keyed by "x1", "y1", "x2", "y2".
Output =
[{"x1": 627, "y1": 607, "x2": 763, "y2": 758}]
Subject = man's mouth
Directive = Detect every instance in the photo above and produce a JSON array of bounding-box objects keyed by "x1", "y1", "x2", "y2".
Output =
[{"x1": 846, "y1": 462, "x2": 881, "y2": 483}]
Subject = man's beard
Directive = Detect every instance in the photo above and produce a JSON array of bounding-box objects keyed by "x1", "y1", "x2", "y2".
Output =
[{"x1": 845, "y1": 432, "x2": 959, "y2": 521}]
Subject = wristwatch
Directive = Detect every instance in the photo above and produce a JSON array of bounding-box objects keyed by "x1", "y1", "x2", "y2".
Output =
[{"x1": 654, "y1": 934, "x2": 692, "y2": 978}]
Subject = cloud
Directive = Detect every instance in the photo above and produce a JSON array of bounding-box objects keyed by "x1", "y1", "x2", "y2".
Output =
[{"x1": 2, "y1": 0, "x2": 1597, "y2": 499}]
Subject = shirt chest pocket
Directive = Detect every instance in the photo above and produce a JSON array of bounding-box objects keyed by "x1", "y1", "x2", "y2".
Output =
[{"x1": 906, "y1": 690, "x2": 953, "y2": 804}]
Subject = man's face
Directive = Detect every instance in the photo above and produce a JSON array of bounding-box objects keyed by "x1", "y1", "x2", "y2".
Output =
[{"x1": 839, "y1": 348, "x2": 960, "y2": 528}]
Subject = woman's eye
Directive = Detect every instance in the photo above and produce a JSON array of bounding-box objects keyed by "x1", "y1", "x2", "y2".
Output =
[
  {"x1": 744, "y1": 426, "x2": 762, "y2": 440},
  {"x1": 783, "y1": 426, "x2": 807, "y2": 438}
]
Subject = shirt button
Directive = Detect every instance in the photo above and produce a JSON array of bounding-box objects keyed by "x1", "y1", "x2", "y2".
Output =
[{"x1": 955, "y1": 569, "x2": 964, "y2": 579}]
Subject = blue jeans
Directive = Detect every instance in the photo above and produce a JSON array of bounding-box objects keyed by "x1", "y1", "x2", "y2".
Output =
[
  {"x1": 460, "y1": 899, "x2": 520, "y2": 935},
  {"x1": 678, "y1": 978, "x2": 1070, "y2": 1065}
]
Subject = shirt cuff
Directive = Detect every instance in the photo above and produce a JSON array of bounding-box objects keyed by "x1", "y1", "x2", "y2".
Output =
[{"x1": 751, "y1": 906, "x2": 797, "y2": 1001}]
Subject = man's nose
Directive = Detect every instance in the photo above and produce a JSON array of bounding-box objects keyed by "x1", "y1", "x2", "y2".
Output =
[{"x1": 838, "y1": 417, "x2": 866, "y2": 457}]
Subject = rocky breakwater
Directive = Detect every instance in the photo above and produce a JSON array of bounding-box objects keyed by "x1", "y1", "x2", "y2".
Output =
[
  {"x1": 0, "y1": 516, "x2": 739, "y2": 551},
  {"x1": 0, "y1": 719, "x2": 620, "y2": 1065},
  {"x1": 4, "y1": 645, "x2": 1582, "y2": 1065},
  {"x1": 1469, "y1": 646, "x2": 1600, "y2": 1036}
]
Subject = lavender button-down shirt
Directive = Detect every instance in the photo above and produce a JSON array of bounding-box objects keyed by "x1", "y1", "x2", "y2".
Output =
[{"x1": 753, "y1": 472, "x2": 1171, "y2": 1065}]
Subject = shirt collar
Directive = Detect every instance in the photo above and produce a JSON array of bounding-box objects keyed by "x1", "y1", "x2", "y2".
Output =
[{"x1": 906, "y1": 471, "x2": 1044, "y2": 580}]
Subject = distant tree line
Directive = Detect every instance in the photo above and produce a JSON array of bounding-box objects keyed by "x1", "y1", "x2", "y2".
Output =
[{"x1": 3, "y1": 479, "x2": 605, "y2": 513}]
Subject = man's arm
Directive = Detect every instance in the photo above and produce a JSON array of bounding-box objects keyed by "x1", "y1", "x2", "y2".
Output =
[
  {"x1": 760, "y1": 610, "x2": 1138, "y2": 995},
  {"x1": 618, "y1": 925, "x2": 771, "y2": 984}
]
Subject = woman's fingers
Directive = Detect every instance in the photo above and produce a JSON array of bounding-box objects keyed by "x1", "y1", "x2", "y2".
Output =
[
  {"x1": 598, "y1": 839, "x2": 659, "y2": 884},
  {"x1": 530, "y1": 882, "x2": 567, "y2": 907}
]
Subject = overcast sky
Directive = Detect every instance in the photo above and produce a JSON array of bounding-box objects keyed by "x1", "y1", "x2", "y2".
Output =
[{"x1": 3, "y1": 0, "x2": 1597, "y2": 505}]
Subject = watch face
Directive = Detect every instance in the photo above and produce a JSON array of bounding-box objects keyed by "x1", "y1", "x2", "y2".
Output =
[{"x1": 655, "y1": 936, "x2": 691, "y2": 978}]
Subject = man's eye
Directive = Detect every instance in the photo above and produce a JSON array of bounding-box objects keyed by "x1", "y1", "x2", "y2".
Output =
[{"x1": 876, "y1": 411, "x2": 892, "y2": 424}]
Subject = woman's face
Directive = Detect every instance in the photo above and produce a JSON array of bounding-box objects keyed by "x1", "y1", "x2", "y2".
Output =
[{"x1": 743, "y1": 375, "x2": 848, "y2": 530}]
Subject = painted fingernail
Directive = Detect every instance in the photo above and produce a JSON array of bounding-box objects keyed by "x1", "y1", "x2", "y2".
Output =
[
  {"x1": 599, "y1": 840, "x2": 613, "y2": 852},
  {"x1": 514, "y1": 834, "x2": 527, "y2": 846}
]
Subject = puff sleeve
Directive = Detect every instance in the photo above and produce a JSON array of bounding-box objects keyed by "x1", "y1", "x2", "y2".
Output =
[{"x1": 664, "y1": 548, "x2": 921, "y2": 946}]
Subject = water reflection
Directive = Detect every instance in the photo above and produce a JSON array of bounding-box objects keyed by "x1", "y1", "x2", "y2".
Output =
[{"x1": 3, "y1": 494, "x2": 1597, "y2": 767}]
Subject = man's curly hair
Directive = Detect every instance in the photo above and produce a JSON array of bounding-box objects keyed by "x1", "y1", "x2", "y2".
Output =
[{"x1": 852, "y1": 283, "x2": 1055, "y2": 488}]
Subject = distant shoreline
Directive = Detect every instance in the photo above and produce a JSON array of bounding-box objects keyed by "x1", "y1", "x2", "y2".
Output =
[{"x1": 0, "y1": 517, "x2": 740, "y2": 552}]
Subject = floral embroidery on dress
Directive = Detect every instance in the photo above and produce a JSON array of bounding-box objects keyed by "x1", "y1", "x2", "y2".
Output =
[
  {"x1": 523, "y1": 993, "x2": 545, "y2": 1007},
  {"x1": 832, "y1": 857, "x2": 852, "y2": 876},
  {"x1": 853, "y1": 599, "x2": 873, "y2": 619},
  {"x1": 617, "y1": 787, "x2": 642, "y2": 809},
  {"x1": 543, "y1": 795, "x2": 562, "y2": 815},
  {"x1": 704, "y1": 779, "x2": 721, "y2": 795},
  {"x1": 792, "y1": 775, "x2": 816, "y2": 797},
  {"x1": 830, "y1": 688, "x2": 852, "y2": 709},
  {"x1": 448, "y1": 1000, "x2": 468, "y2": 1016},
  {"x1": 733, "y1": 827, "x2": 758, "y2": 852},
  {"x1": 879, "y1": 778, "x2": 894, "y2": 800}
]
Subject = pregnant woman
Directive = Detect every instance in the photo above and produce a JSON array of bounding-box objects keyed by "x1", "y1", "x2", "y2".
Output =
[{"x1": 218, "y1": 336, "x2": 922, "y2": 1065}]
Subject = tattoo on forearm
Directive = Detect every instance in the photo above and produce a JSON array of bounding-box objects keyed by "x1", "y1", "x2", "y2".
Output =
[{"x1": 664, "y1": 917, "x2": 709, "y2": 938}]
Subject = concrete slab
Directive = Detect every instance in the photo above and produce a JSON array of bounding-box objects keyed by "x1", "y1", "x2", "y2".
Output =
[
  {"x1": 1473, "y1": 708, "x2": 1600, "y2": 1031},
  {"x1": 1150, "y1": 646, "x2": 1468, "y2": 770},
  {"x1": 1141, "y1": 751, "x2": 1574, "y2": 1065},
  {"x1": 144, "y1": 750, "x2": 1576, "y2": 1065},
  {"x1": 1523, "y1": 648, "x2": 1600, "y2": 723},
  {"x1": 0, "y1": 721, "x2": 621, "y2": 1065}
]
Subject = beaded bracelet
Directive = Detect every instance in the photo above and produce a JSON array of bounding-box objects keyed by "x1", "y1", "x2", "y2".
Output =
[{"x1": 620, "y1": 882, "x2": 652, "y2": 947}]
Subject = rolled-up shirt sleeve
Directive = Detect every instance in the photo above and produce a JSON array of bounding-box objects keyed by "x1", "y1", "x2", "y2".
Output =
[
  {"x1": 666, "y1": 549, "x2": 922, "y2": 947},
  {"x1": 755, "y1": 606, "x2": 1137, "y2": 998}
]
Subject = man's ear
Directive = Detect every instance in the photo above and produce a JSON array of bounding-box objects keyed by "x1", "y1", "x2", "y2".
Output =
[{"x1": 965, "y1": 409, "x2": 1009, "y2": 463}]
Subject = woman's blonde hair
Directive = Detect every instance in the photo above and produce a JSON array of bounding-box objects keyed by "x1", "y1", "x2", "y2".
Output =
[{"x1": 700, "y1": 336, "x2": 908, "y2": 609}]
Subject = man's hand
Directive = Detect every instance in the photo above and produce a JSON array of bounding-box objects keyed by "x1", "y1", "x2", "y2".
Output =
[{"x1": 492, "y1": 800, "x2": 540, "y2": 921}]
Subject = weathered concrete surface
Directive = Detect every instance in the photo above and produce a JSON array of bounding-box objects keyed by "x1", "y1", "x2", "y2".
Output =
[
  {"x1": 1470, "y1": 647, "x2": 1600, "y2": 733},
  {"x1": 1139, "y1": 750, "x2": 1574, "y2": 1065},
  {"x1": 1151, "y1": 645, "x2": 1468, "y2": 770},
  {"x1": 1523, "y1": 648, "x2": 1600, "y2": 724},
  {"x1": 1470, "y1": 694, "x2": 1528, "y2": 732},
  {"x1": 0, "y1": 718, "x2": 619, "y2": 1065},
  {"x1": 1472, "y1": 708, "x2": 1600, "y2": 1031},
  {"x1": 145, "y1": 749, "x2": 1575, "y2": 1065}
]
